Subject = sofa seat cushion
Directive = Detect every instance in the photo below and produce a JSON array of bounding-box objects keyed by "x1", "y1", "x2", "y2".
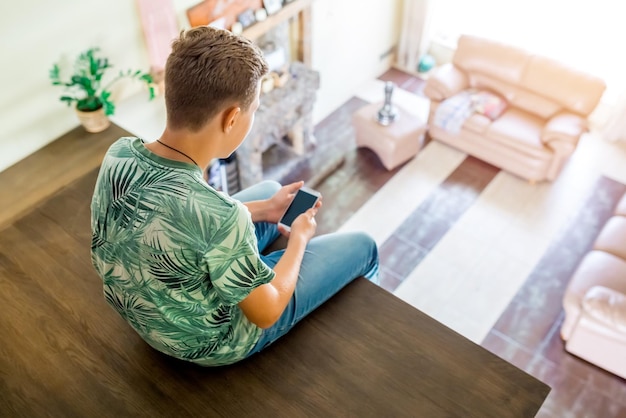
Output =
[
  {"x1": 594, "y1": 216, "x2": 626, "y2": 259},
  {"x1": 463, "y1": 113, "x2": 491, "y2": 134},
  {"x1": 485, "y1": 108, "x2": 550, "y2": 159}
]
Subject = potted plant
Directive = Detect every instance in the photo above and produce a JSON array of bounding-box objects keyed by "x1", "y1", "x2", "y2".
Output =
[{"x1": 49, "y1": 47, "x2": 156, "y2": 133}]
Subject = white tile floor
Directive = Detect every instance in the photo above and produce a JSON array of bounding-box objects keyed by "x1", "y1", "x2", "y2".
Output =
[{"x1": 342, "y1": 81, "x2": 626, "y2": 343}]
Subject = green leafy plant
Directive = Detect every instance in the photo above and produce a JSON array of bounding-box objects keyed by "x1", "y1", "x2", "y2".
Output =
[{"x1": 49, "y1": 47, "x2": 156, "y2": 116}]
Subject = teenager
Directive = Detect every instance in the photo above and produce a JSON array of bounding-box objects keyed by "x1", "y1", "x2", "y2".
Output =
[{"x1": 91, "y1": 26, "x2": 379, "y2": 366}]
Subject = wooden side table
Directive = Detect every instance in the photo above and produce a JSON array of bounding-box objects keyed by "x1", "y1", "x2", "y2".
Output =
[{"x1": 352, "y1": 102, "x2": 427, "y2": 170}]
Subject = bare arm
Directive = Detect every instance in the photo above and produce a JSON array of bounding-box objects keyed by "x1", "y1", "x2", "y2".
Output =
[{"x1": 238, "y1": 205, "x2": 319, "y2": 328}]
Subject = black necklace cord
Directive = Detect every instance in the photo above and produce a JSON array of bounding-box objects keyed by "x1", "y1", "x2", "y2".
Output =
[{"x1": 156, "y1": 139, "x2": 199, "y2": 167}]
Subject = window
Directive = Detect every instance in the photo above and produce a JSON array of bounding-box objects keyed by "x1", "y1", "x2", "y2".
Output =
[{"x1": 428, "y1": 0, "x2": 626, "y2": 103}]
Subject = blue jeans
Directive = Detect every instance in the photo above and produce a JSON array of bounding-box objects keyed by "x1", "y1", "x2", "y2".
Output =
[{"x1": 231, "y1": 181, "x2": 380, "y2": 356}]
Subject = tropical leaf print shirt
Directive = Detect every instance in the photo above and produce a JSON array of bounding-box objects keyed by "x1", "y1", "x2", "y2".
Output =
[{"x1": 91, "y1": 137, "x2": 275, "y2": 366}]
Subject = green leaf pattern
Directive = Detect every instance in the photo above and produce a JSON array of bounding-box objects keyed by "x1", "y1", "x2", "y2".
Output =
[{"x1": 91, "y1": 138, "x2": 276, "y2": 366}]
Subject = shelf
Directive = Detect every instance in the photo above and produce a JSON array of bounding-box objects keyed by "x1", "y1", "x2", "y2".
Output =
[{"x1": 242, "y1": 0, "x2": 312, "y2": 41}]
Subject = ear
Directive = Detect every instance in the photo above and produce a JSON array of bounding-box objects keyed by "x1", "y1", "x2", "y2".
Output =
[{"x1": 222, "y1": 106, "x2": 241, "y2": 134}]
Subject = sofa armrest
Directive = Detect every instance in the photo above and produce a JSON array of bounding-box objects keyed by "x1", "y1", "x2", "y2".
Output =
[
  {"x1": 423, "y1": 63, "x2": 469, "y2": 101},
  {"x1": 541, "y1": 112, "x2": 587, "y2": 151},
  {"x1": 581, "y1": 286, "x2": 626, "y2": 334}
]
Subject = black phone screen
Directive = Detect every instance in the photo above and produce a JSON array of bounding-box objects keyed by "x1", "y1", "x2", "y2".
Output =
[{"x1": 280, "y1": 190, "x2": 318, "y2": 227}]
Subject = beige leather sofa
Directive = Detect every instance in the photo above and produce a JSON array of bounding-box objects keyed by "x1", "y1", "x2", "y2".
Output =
[
  {"x1": 561, "y1": 193, "x2": 626, "y2": 379},
  {"x1": 423, "y1": 35, "x2": 606, "y2": 182}
]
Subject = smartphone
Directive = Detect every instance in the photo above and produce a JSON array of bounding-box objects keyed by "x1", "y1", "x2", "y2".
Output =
[{"x1": 278, "y1": 187, "x2": 321, "y2": 232}]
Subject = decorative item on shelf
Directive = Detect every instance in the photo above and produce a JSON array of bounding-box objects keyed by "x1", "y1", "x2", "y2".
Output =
[
  {"x1": 237, "y1": 8, "x2": 256, "y2": 28},
  {"x1": 49, "y1": 48, "x2": 156, "y2": 133},
  {"x1": 254, "y1": 8, "x2": 268, "y2": 22},
  {"x1": 263, "y1": 0, "x2": 282, "y2": 15},
  {"x1": 259, "y1": 65, "x2": 290, "y2": 94},
  {"x1": 376, "y1": 81, "x2": 399, "y2": 126},
  {"x1": 272, "y1": 66, "x2": 290, "y2": 88},
  {"x1": 261, "y1": 73, "x2": 275, "y2": 94},
  {"x1": 230, "y1": 21, "x2": 243, "y2": 35}
]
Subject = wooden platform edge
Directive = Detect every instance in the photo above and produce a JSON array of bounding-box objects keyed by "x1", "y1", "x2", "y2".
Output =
[{"x1": 0, "y1": 123, "x2": 131, "y2": 231}]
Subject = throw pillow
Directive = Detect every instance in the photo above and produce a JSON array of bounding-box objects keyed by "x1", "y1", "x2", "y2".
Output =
[{"x1": 471, "y1": 90, "x2": 508, "y2": 120}]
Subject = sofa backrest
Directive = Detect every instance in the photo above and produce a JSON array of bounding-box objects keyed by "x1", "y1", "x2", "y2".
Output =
[
  {"x1": 522, "y1": 56, "x2": 606, "y2": 117},
  {"x1": 453, "y1": 35, "x2": 528, "y2": 85},
  {"x1": 453, "y1": 35, "x2": 606, "y2": 119}
]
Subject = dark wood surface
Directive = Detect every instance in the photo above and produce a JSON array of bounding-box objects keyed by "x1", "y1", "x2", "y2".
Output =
[
  {"x1": 1, "y1": 168, "x2": 549, "y2": 417},
  {"x1": 0, "y1": 123, "x2": 130, "y2": 230}
]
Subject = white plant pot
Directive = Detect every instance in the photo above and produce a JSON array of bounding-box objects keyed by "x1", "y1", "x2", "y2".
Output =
[{"x1": 75, "y1": 108, "x2": 111, "y2": 133}]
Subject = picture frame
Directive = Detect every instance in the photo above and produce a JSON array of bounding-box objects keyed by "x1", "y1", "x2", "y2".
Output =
[{"x1": 186, "y1": 0, "x2": 263, "y2": 28}]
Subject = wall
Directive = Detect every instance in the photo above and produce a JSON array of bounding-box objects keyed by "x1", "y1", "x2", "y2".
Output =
[
  {"x1": 311, "y1": 0, "x2": 402, "y2": 123},
  {"x1": 1, "y1": 1, "x2": 142, "y2": 172},
  {"x1": 0, "y1": 0, "x2": 401, "y2": 172}
]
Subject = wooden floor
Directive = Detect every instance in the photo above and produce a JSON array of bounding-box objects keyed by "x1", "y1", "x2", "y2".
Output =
[
  {"x1": 0, "y1": 124, "x2": 131, "y2": 230},
  {"x1": 1, "y1": 68, "x2": 624, "y2": 416}
]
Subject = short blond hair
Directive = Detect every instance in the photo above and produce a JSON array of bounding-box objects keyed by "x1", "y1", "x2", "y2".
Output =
[{"x1": 164, "y1": 26, "x2": 268, "y2": 132}]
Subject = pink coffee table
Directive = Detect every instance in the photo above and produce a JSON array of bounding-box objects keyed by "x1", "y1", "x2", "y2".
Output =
[{"x1": 352, "y1": 102, "x2": 427, "y2": 170}]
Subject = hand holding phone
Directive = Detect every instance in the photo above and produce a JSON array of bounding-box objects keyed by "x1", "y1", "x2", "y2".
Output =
[{"x1": 278, "y1": 186, "x2": 321, "y2": 233}]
